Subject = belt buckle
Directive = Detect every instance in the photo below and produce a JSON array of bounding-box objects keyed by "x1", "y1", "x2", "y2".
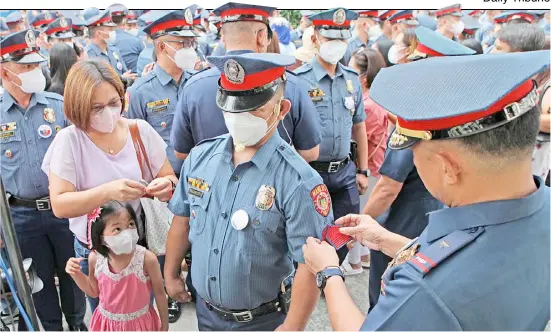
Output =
[
  {"x1": 328, "y1": 161, "x2": 340, "y2": 173},
  {"x1": 36, "y1": 199, "x2": 51, "y2": 211},
  {"x1": 233, "y1": 310, "x2": 253, "y2": 323}
]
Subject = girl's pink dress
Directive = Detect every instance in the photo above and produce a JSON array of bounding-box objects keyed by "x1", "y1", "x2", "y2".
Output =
[{"x1": 90, "y1": 245, "x2": 161, "y2": 331}]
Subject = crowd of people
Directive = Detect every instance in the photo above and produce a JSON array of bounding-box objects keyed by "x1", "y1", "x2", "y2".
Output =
[{"x1": 0, "y1": 3, "x2": 550, "y2": 331}]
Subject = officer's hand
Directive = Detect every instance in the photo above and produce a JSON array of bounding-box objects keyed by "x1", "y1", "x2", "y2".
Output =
[
  {"x1": 336, "y1": 214, "x2": 385, "y2": 252},
  {"x1": 356, "y1": 174, "x2": 369, "y2": 195},
  {"x1": 302, "y1": 237, "x2": 339, "y2": 275},
  {"x1": 122, "y1": 70, "x2": 138, "y2": 80},
  {"x1": 66, "y1": 257, "x2": 84, "y2": 276},
  {"x1": 165, "y1": 276, "x2": 192, "y2": 303},
  {"x1": 142, "y1": 62, "x2": 155, "y2": 76},
  {"x1": 106, "y1": 179, "x2": 146, "y2": 202},
  {"x1": 146, "y1": 177, "x2": 173, "y2": 202}
]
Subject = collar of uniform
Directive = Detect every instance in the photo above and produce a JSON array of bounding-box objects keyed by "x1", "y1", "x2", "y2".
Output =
[
  {"x1": 34, "y1": 92, "x2": 50, "y2": 106},
  {"x1": 154, "y1": 64, "x2": 173, "y2": 86},
  {"x1": 225, "y1": 49, "x2": 255, "y2": 56},
  {"x1": 2, "y1": 91, "x2": 48, "y2": 112},
  {"x1": 312, "y1": 56, "x2": 344, "y2": 82},
  {"x1": 222, "y1": 132, "x2": 283, "y2": 170},
  {"x1": 2, "y1": 91, "x2": 16, "y2": 112},
  {"x1": 88, "y1": 42, "x2": 105, "y2": 55},
  {"x1": 425, "y1": 177, "x2": 546, "y2": 243}
]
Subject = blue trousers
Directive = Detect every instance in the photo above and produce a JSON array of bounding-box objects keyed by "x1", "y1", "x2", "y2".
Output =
[
  {"x1": 74, "y1": 237, "x2": 99, "y2": 314},
  {"x1": 10, "y1": 206, "x2": 86, "y2": 331},
  {"x1": 196, "y1": 297, "x2": 285, "y2": 331}
]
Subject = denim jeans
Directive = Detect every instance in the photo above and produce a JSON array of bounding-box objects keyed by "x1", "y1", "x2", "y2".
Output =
[{"x1": 73, "y1": 237, "x2": 99, "y2": 313}]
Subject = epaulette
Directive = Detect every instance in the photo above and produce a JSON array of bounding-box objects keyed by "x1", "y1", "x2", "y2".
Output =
[
  {"x1": 185, "y1": 67, "x2": 219, "y2": 88},
  {"x1": 277, "y1": 143, "x2": 319, "y2": 182},
  {"x1": 130, "y1": 71, "x2": 157, "y2": 91},
  {"x1": 293, "y1": 63, "x2": 313, "y2": 75},
  {"x1": 406, "y1": 227, "x2": 485, "y2": 276},
  {"x1": 285, "y1": 69, "x2": 297, "y2": 77},
  {"x1": 195, "y1": 133, "x2": 228, "y2": 148},
  {"x1": 43, "y1": 91, "x2": 64, "y2": 101},
  {"x1": 341, "y1": 64, "x2": 359, "y2": 75}
]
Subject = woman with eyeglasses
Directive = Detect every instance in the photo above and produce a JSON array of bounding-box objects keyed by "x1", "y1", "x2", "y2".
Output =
[{"x1": 41, "y1": 59, "x2": 177, "y2": 314}]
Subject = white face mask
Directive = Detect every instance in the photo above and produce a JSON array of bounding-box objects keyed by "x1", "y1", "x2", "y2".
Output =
[
  {"x1": 127, "y1": 29, "x2": 139, "y2": 36},
  {"x1": 209, "y1": 23, "x2": 218, "y2": 35},
  {"x1": 99, "y1": 30, "x2": 116, "y2": 44},
  {"x1": 65, "y1": 42, "x2": 74, "y2": 48},
  {"x1": 368, "y1": 24, "x2": 382, "y2": 39},
  {"x1": 90, "y1": 106, "x2": 122, "y2": 133},
  {"x1": 451, "y1": 21, "x2": 465, "y2": 36},
  {"x1": 7, "y1": 67, "x2": 46, "y2": 94},
  {"x1": 165, "y1": 43, "x2": 197, "y2": 70},
  {"x1": 103, "y1": 228, "x2": 139, "y2": 255},
  {"x1": 318, "y1": 39, "x2": 348, "y2": 64},
  {"x1": 223, "y1": 102, "x2": 280, "y2": 152},
  {"x1": 388, "y1": 45, "x2": 407, "y2": 64}
]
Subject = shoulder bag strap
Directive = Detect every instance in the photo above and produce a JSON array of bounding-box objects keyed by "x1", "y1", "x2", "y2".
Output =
[{"x1": 129, "y1": 121, "x2": 154, "y2": 181}]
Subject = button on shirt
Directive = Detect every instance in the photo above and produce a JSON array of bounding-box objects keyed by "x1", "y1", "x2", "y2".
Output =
[
  {"x1": 171, "y1": 50, "x2": 322, "y2": 155},
  {"x1": 85, "y1": 42, "x2": 128, "y2": 76},
  {"x1": 294, "y1": 57, "x2": 366, "y2": 161},
  {"x1": 1, "y1": 91, "x2": 66, "y2": 198},
  {"x1": 363, "y1": 177, "x2": 550, "y2": 330},
  {"x1": 168, "y1": 133, "x2": 331, "y2": 310},
  {"x1": 113, "y1": 28, "x2": 145, "y2": 73},
  {"x1": 126, "y1": 65, "x2": 193, "y2": 174}
]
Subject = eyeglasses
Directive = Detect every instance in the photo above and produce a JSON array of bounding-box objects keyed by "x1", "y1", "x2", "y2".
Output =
[
  {"x1": 91, "y1": 98, "x2": 122, "y2": 114},
  {"x1": 164, "y1": 39, "x2": 197, "y2": 49}
]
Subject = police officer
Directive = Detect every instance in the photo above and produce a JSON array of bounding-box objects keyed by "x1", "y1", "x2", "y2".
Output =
[
  {"x1": 375, "y1": 10, "x2": 395, "y2": 42},
  {"x1": 136, "y1": 11, "x2": 167, "y2": 76},
  {"x1": 294, "y1": 8, "x2": 369, "y2": 262},
  {"x1": 387, "y1": 10, "x2": 419, "y2": 43},
  {"x1": 0, "y1": 29, "x2": 87, "y2": 331},
  {"x1": 83, "y1": 7, "x2": 136, "y2": 82},
  {"x1": 363, "y1": 25, "x2": 475, "y2": 310},
  {"x1": 165, "y1": 52, "x2": 331, "y2": 331},
  {"x1": 304, "y1": 50, "x2": 551, "y2": 331},
  {"x1": 435, "y1": 4, "x2": 464, "y2": 40},
  {"x1": 29, "y1": 11, "x2": 58, "y2": 30},
  {"x1": 6, "y1": 11, "x2": 24, "y2": 34},
  {"x1": 461, "y1": 14, "x2": 481, "y2": 40},
  {"x1": 0, "y1": 18, "x2": 10, "y2": 39},
  {"x1": 44, "y1": 17, "x2": 86, "y2": 59},
  {"x1": 125, "y1": 10, "x2": 197, "y2": 322},
  {"x1": 108, "y1": 3, "x2": 144, "y2": 74},
  {"x1": 342, "y1": 10, "x2": 378, "y2": 66},
  {"x1": 198, "y1": 15, "x2": 222, "y2": 58},
  {"x1": 171, "y1": 2, "x2": 322, "y2": 163}
]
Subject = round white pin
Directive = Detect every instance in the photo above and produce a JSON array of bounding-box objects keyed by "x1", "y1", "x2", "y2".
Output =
[
  {"x1": 231, "y1": 209, "x2": 249, "y2": 231},
  {"x1": 345, "y1": 96, "x2": 355, "y2": 110},
  {"x1": 37, "y1": 124, "x2": 52, "y2": 138},
  {"x1": 117, "y1": 62, "x2": 123, "y2": 71}
]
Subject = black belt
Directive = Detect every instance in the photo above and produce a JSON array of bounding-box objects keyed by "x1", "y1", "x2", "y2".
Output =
[
  {"x1": 204, "y1": 298, "x2": 281, "y2": 323},
  {"x1": 7, "y1": 194, "x2": 51, "y2": 211},
  {"x1": 309, "y1": 157, "x2": 349, "y2": 173}
]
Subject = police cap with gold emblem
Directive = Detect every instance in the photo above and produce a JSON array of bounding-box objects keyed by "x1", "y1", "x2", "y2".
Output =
[
  {"x1": 83, "y1": 7, "x2": 117, "y2": 27},
  {"x1": 308, "y1": 8, "x2": 358, "y2": 40},
  {"x1": 435, "y1": 4, "x2": 463, "y2": 18},
  {"x1": 143, "y1": 7, "x2": 199, "y2": 39},
  {"x1": 127, "y1": 10, "x2": 138, "y2": 24},
  {"x1": 45, "y1": 17, "x2": 75, "y2": 39},
  {"x1": 494, "y1": 10, "x2": 537, "y2": 24},
  {"x1": 388, "y1": 10, "x2": 418, "y2": 26},
  {"x1": 370, "y1": 51, "x2": 550, "y2": 149},
  {"x1": 31, "y1": 12, "x2": 59, "y2": 29},
  {"x1": 378, "y1": 10, "x2": 397, "y2": 22},
  {"x1": 107, "y1": 3, "x2": 129, "y2": 18},
  {"x1": 462, "y1": 15, "x2": 481, "y2": 36},
  {"x1": 0, "y1": 29, "x2": 47, "y2": 64},
  {"x1": 408, "y1": 26, "x2": 475, "y2": 61},
  {"x1": 6, "y1": 11, "x2": 23, "y2": 27},
  {"x1": 213, "y1": 2, "x2": 276, "y2": 38},
  {"x1": 208, "y1": 52, "x2": 295, "y2": 113}
]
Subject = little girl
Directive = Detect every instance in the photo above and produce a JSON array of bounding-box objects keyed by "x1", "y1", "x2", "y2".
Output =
[{"x1": 65, "y1": 201, "x2": 168, "y2": 331}]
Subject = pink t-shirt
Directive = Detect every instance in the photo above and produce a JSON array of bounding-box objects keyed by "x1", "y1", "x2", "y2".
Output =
[
  {"x1": 363, "y1": 90, "x2": 389, "y2": 178},
  {"x1": 41, "y1": 119, "x2": 167, "y2": 243}
]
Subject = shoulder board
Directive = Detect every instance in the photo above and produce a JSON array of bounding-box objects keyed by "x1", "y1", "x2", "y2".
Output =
[
  {"x1": 131, "y1": 71, "x2": 157, "y2": 90},
  {"x1": 190, "y1": 66, "x2": 215, "y2": 78},
  {"x1": 43, "y1": 91, "x2": 64, "y2": 101},
  {"x1": 196, "y1": 133, "x2": 229, "y2": 148},
  {"x1": 277, "y1": 144, "x2": 318, "y2": 182},
  {"x1": 406, "y1": 227, "x2": 485, "y2": 277},
  {"x1": 293, "y1": 63, "x2": 313, "y2": 75},
  {"x1": 341, "y1": 64, "x2": 359, "y2": 75},
  {"x1": 185, "y1": 67, "x2": 219, "y2": 87},
  {"x1": 285, "y1": 69, "x2": 297, "y2": 77}
]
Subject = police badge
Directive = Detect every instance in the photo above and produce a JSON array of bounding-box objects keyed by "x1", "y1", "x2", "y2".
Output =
[
  {"x1": 60, "y1": 17, "x2": 68, "y2": 28},
  {"x1": 25, "y1": 30, "x2": 36, "y2": 48},
  {"x1": 255, "y1": 185, "x2": 276, "y2": 211},
  {"x1": 45, "y1": 13, "x2": 52, "y2": 21},
  {"x1": 185, "y1": 8, "x2": 194, "y2": 25},
  {"x1": 224, "y1": 59, "x2": 245, "y2": 84},
  {"x1": 43, "y1": 108, "x2": 56, "y2": 123},
  {"x1": 333, "y1": 9, "x2": 346, "y2": 26}
]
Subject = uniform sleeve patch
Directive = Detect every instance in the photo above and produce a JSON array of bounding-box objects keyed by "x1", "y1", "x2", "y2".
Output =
[{"x1": 310, "y1": 184, "x2": 331, "y2": 217}]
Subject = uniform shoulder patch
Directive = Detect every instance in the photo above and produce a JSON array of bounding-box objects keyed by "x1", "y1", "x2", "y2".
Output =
[
  {"x1": 293, "y1": 63, "x2": 313, "y2": 75},
  {"x1": 310, "y1": 184, "x2": 331, "y2": 217}
]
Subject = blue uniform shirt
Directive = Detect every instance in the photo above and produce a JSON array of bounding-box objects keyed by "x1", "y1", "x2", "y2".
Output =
[
  {"x1": 126, "y1": 65, "x2": 193, "y2": 174},
  {"x1": 362, "y1": 177, "x2": 550, "y2": 330},
  {"x1": 171, "y1": 50, "x2": 322, "y2": 154},
  {"x1": 85, "y1": 42, "x2": 128, "y2": 76},
  {"x1": 113, "y1": 28, "x2": 144, "y2": 73},
  {"x1": 0, "y1": 91, "x2": 66, "y2": 199},
  {"x1": 294, "y1": 57, "x2": 366, "y2": 161},
  {"x1": 168, "y1": 133, "x2": 332, "y2": 309},
  {"x1": 343, "y1": 36, "x2": 370, "y2": 66},
  {"x1": 210, "y1": 42, "x2": 226, "y2": 57},
  {"x1": 136, "y1": 43, "x2": 153, "y2": 77}
]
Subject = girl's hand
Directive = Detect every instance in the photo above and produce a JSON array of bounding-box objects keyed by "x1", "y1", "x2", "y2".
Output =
[
  {"x1": 146, "y1": 178, "x2": 173, "y2": 202},
  {"x1": 66, "y1": 257, "x2": 84, "y2": 276}
]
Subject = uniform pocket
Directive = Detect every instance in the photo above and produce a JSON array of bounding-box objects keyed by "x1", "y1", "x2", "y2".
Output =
[
  {"x1": 237, "y1": 205, "x2": 283, "y2": 256},
  {"x1": 188, "y1": 191, "x2": 212, "y2": 236}
]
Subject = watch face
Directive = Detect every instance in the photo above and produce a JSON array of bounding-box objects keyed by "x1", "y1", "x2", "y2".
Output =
[{"x1": 316, "y1": 271, "x2": 324, "y2": 288}]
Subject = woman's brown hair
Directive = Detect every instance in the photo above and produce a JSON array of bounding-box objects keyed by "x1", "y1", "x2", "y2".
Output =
[
  {"x1": 352, "y1": 48, "x2": 387, "y2": 89},
  {"x1": 63, "y1": 59, "x2": 125, "y2": 131}
]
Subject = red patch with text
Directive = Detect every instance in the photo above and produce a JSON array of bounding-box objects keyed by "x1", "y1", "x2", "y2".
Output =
[{"x1": 310, "y1": 184, "x2": 331, "y2": 217}]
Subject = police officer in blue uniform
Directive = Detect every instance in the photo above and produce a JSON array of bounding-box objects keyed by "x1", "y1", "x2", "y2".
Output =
[
  {"x1": 294, "y1": 8, "x2": 369, "y2": 262},
  {"x1": 165, "y1": 52, "x2": 331, "y2": 331},
  {"x1": 0, "y1": 29, "x2": 87, "y2": 331},
  {"x1": 375, "y1": 10, "x2": 395, "y2": 42},
  {"x1": 198, "y1": 15, "x2": 221, "y2": 57},
  {"x1": 83, "y1": 7, "x2": 136, "y2": 83},
  {"x1": 30, "y1": 11, "x2": 58, "y2": 30},
  {"x1": 363, "y1": 25, "x2": 475, "y2": 310},
  {"x1": 126, "y1": 10, "x2": 198, "y2": 322},
  {"x1": 44, "y1": 17, "x2": 86, "y2": 59},
  {"x1": 0, "y1": 18, "x2": 10, "y2": 39},
  {"x1": 171, "y1": 2, "x2": 322, "y2": 163},
  {"x1": 435, "y1": 4, "x2": 464, "y2": 40},
  {"x1": 387, "y1": 10, "x2": 419, "y2": 43},
  {"x1": 5, "y1": 11, "x2": 24, "y2": 34},
  {"x1": 303, "y1": 50, "x2": 551, "y2": 331},
  {"x1": 342, "y1": 10, "x2": 378, "y2": 66},
  {"x1": 461, "y1": 14, "x2": 481, "y2": 40},
  {"x1": 136, "y1": 11, "x2": 168, "y2": 76},
  {"x1": 108, "y1": 3, "x2": 144, "y2": 74}
]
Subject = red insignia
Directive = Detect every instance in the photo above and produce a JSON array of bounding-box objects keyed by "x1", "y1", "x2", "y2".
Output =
[{"x1": 311, "y1": 184, "x2": 331, "y2": 217}]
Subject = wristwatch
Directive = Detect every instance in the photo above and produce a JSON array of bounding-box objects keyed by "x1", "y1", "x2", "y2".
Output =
[
  {"x1": 357, "y1": 168, "x2": 370, "y2": 177},
  {"x1": 316, "y1": 267, "x2": 345, "y2": 291}
]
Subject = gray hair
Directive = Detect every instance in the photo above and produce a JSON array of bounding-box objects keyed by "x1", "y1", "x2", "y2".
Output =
[{"x1": 496, "y1": 23, "x2": 546, "y2": 52}]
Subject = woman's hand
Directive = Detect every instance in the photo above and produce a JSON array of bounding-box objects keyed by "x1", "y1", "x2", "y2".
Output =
[
  {"x1": 302, "y1": 237, "x2": 340, "y2": 275},
  {"x1": 146, "y1": 178, "x2": 173, "y2": 202},
  {"x1": 106, "y1": 179, "x2": 146, "y2": 202},
  {"x1": 336, "y1": 214, "x2": 387, "y2": 251}
]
